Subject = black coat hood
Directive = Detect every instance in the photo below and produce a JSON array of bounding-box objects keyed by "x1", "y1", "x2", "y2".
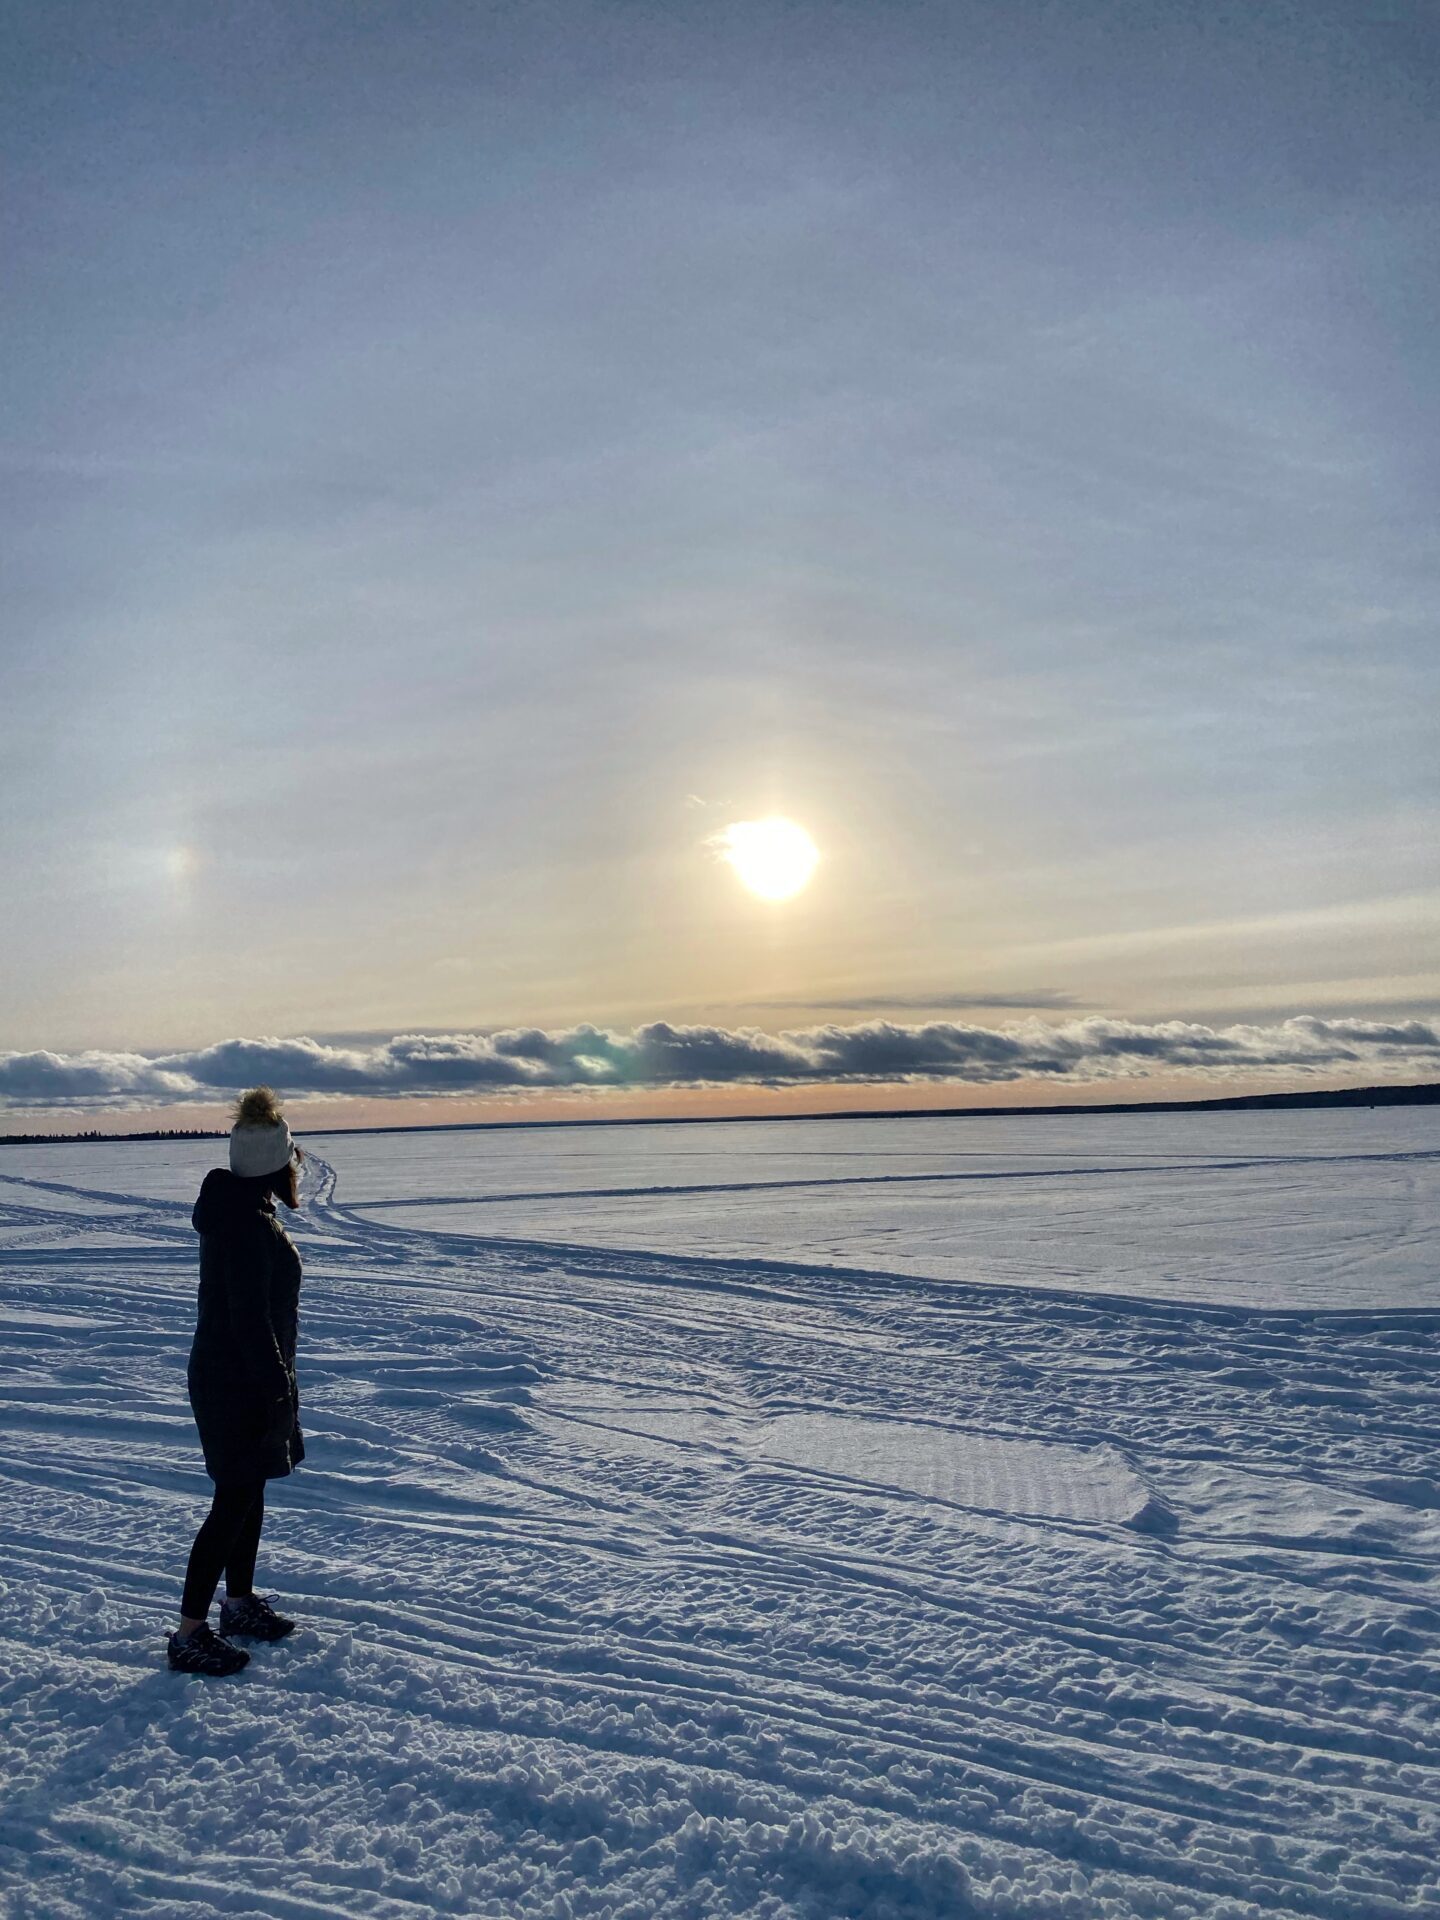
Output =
[{"x1": 192, "y1": 1166, "x2": 275, "y2": 1236}]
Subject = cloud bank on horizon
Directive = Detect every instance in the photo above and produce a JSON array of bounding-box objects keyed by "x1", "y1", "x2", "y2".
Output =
[{"x1": 2, "y1": 1014, "x2": 1437, "y2": 1111}]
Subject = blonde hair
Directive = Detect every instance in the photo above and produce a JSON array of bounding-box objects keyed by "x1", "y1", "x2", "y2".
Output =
[{"x1": 233, "y1": 1085, "x2": 285, "y2": 1129}]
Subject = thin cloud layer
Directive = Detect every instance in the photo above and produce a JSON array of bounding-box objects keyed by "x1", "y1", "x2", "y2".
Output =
[
  {"x1": 2, "y1": 1015, "x2": 1437, "y2": 1110},
  {"x1": 754, "y1": 991, "x2": 1081, "y2": 1012}
]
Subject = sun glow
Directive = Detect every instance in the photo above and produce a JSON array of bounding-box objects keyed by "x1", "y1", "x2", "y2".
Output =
[{"x1": 714, "y1": 817, "x2": 819, "y2": 902}]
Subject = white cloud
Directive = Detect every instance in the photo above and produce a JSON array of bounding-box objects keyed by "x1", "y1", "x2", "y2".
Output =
[{"x1": 2, "y1": 1013, "x2": 1436, "y2": 1110}]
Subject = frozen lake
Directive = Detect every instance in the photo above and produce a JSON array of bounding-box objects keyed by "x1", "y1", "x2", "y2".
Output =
[
  {"x1": 2, "y1": 1108, "x2": 1438, "y2": 1917},
  {"x1": 320, "y1": 1107, "x2": 1440, "y2": 1310},
  {"x1": 11, "y1": 1106, "x2": 1435, "y2": 1309}
]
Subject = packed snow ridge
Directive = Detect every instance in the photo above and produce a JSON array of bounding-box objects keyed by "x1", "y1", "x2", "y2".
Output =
[{"x1": 1, "y1": 1109, "x2": 1438, "y2": 1918}]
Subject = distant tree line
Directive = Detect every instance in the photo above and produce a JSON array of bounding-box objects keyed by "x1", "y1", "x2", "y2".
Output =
[
  {"x1": 0, "y1": 1127, "x2": 226, "y2": 1147},
  {"x1": 0, "y1": 1081, "x2": 1436, "y2": 1149}
]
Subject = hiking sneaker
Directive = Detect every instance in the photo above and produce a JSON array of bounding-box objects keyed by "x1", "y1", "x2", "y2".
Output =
[
  {"x1": 167, "y1": 1624, "x2": 250, "y2": 1676},
  {"x1": 219, "y1": 1593, "x2": 296, "y2": 1642}
]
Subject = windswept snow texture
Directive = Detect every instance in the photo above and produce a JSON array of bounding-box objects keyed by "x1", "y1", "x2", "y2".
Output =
[{"x1": 1, "y1": 1111, "x2": 1438, "y2": 1919}]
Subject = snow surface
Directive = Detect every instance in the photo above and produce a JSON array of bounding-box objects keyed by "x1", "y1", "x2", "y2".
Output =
[
  {"x1": 336, "y1": 1109, "x2": 1440, "y2": 1310},
  {"x1": 1, "y1": 1110, "x2": 1438, "y2": 1918}
]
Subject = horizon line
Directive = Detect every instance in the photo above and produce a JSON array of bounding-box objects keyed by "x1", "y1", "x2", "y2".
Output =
[{"x1": 3, "y1": 1077, "x2": 1435, "y2": 1148}]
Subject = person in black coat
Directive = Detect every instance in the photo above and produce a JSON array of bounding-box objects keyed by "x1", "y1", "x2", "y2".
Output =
[{"x1": 168, "y1": 1086, "x2": 308, "y2": 1676}]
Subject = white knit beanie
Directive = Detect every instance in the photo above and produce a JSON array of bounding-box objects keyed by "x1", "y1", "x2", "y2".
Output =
[
  {"x1": 230, "y1": 1120, "x2": 293, "y2": 1178},
  {"x1": 229, "y1": 1086, "x2": 294, "y2": 1178}
]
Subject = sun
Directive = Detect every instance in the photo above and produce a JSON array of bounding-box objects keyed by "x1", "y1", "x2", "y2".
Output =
[{"x1": 714, "y1": 817, "x2": 819, "y2": 902}]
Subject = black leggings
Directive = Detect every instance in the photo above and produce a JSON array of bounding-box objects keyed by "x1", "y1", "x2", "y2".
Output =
[{"x1": 181, "y1": 1479, "x2": 266, "y2": 1620}]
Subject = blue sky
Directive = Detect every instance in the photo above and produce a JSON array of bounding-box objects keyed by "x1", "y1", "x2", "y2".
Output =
[{"x1": 3, "y1": 0, "x2": 1437, "y2": 1123}]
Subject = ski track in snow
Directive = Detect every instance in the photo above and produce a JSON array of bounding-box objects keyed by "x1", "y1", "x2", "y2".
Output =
[{"x1": 1, "y1": 1117, "x2": 1438, "y2": 1919}]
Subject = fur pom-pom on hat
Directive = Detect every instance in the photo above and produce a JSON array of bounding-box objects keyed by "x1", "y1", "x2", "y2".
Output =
[{"x1": 229, "y1": 1086, "x2": 294, "y2": 1178}]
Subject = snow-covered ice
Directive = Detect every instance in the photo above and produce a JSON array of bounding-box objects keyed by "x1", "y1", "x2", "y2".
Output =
[{"x1": 1, "y1": 1109, "x2": 1437, "y2": 1917}]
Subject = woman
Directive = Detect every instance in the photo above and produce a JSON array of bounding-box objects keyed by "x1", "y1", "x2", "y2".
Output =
[{"x1": 169, "y1": 1086, "x2": 307, "y2": 1676}]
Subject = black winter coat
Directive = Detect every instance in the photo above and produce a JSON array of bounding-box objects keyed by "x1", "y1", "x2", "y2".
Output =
[{"x1": 188, "y1": 1169, "x2": 305, "y2": 1484}]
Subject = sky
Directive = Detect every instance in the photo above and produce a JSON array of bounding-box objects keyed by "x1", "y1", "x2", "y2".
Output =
[{"x1": 3, "y1": 0, "x2": 1438, "y2": 1130}]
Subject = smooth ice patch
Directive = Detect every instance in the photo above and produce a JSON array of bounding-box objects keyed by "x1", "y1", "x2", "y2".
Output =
[{"x1": 757, "y1": 1412, "x2": 1150, "y2": 1524}]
